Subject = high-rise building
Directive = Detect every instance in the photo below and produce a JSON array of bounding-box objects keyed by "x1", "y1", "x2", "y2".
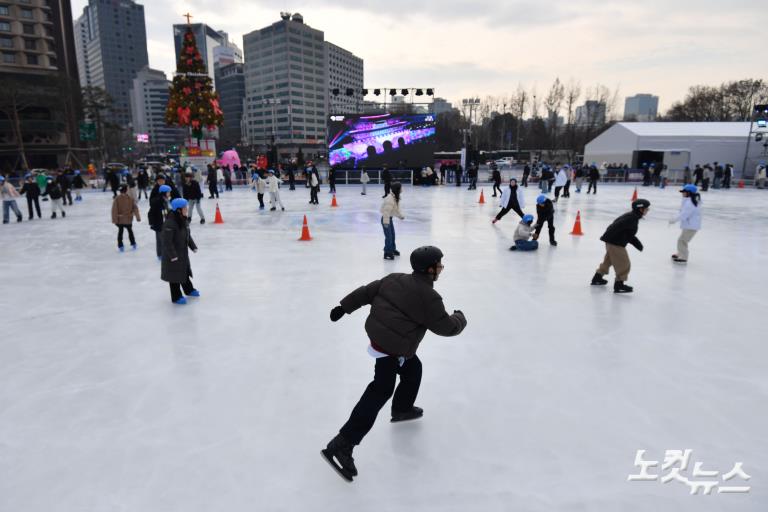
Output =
[
  {"x1": 172, "y1": 23, "x2": 224, "y2": 84},
  {"x1": 242, "y1": 13, "x2": 363, "y2": 154},
  {"x1": 128, "y1": 66, "x2": 185, "y2": 151},
  {"x1": 432, "y1": 97, "x2": 454, "y2": 115},
  {"x1": 0, "y1": 0, "x2": 81, "y2": 169},
  {"x1": 74, "y1": 0, "x2": 149, "y2": 127},
  {"x1": 575, "y1": 100, "x2": 607, "y2": 127},
  {"x1": 327, "y1": 41, "x2": 363, "y2": 114},
  {"x1": 624, "y1": 94, "x2": 659, "y2": 121},
  {"x1": 215, "y1": 62, "x2": 245, "y2": 149},
  {"x1": 213, "y1": 30, "x2": 242, "y2": 68}
]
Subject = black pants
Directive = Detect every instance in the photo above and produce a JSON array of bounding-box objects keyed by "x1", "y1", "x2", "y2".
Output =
[
  {"x1": 535, "y1": 217, "x2": 556, "y2": 243},
  {"x1": 155, "y1": 230, "x2": 162, "y2": 258},
  {"x1": 440, "y1": 172, "x2": 446, "y2": 184},
  {"x1": 587, "y1": 179, "x2": 597, "y2": 194},
  {"x1": 563, "y1": 180, "x2": 571, "y2": 197},
  {"x1": 310, "y1": 186, "x2": 319, "y2": 204},
  {"x1": 111, "y1": 186, "x2": 118, "y2": 198},
  {"x1": 468, "y1": 177, "x2": 477, "y2": 190},
  {"x1": 225, "y1": 179, "x2": 232, "y2": 191},
  {"x1": 329, "y1": 181, "x2": 336, "y2": 193},
  {"x1": 26, "y1": 196, "x2": 41, "y2": 218},
  {"x1": 63, "y1": 190, "x2": 73, "y2": 205},
  {"x1": 340, "y1": 355, "x2": 422, "y2": 445},
  {"x1": 522, "y1": 174, "x2": 529, "y2": 187},
  {"x1": 702, "y1": 178, "x2": 710, "y2": 191},
  {"x1": 383, "y1": 182, "x2": 391, "y2": 196},
  {"x1": 492, "y1": 182, "x2": 502, "y2": 196},
  {"x1": 169, "y1": 278, "x2": 195, "y2": 302},
  {"x1": 289, "y1": 178, "x2": 295, "y2": 190},
  {"x1": 554, "y1": 186, "x2": 563, "y2": 200},
  {"x1": 495, "y1": 204, "x2": 524, "y2": 221},
  {"x1": 455, "y1": 175, "x2": 462, "y2": 187},
  {"x1": 117, "y1": 224, "x2": 136, "y2": 248},
  {"x1": 723, "y1": 176, "x2": 731, "y2": 189},
  {"x1": 257, "y1": 193, "x2": 265, "y2": 207},
  {"x1": 209, "y1": 183, "x2": 219, "y2": 198},
  {"x1": 138, "y1": 187, "x2": 148, "y2": 199}
]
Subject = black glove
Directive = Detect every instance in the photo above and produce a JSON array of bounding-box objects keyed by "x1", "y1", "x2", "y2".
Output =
[{"x1": 330, "y1": 305, "x2": 346, "y2": 322}]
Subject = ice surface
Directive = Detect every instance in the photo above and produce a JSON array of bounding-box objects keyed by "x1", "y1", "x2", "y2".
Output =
[{"x1": 1, "y1": 183, "x2": 766, "y2": 512}]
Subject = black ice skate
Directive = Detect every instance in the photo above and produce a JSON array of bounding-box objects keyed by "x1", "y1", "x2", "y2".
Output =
[
  {"x1": 391, "y1": 406, "x2": 423, "y2": 423},
  {"x1": 614, "y1": 281, "x2": 633, "y2": 293},
  {"x1": 321, "y1": 435, "x2": 357, "y2": 482},
  {"x1": 591, "y1": 273, "x2": 608, "y2": 285}
]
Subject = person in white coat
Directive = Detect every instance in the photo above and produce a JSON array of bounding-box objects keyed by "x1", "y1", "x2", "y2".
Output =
[
  {"x1": 492, "y1": 178, "x2": 525, "y2": 224},
  {"x1": 360, "y1": 168, "x2": 370, "y2": 195},
  {"x1": 251, "y1": 171, "x2": 267, "y2": 209},
  {"x1": 553, "y1": 166, "x2": 568, "y2": 202},
  {"x1": 669, "y1": 184, "x2": 702, "y2": 263},
  {"x1": 266, "y1": 169, "x2": 285, "y2": 211},
  {"x1": 380, "y1": 182, "x2": 404, "y2": 260}
]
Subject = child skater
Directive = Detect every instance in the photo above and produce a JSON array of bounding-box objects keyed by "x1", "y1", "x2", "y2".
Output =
[{"x1": 509, "y1": 214, "x2": 538, "y2": 251}]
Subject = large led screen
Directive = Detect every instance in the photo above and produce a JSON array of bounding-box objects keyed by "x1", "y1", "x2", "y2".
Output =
[{"x1": 328, "y1": 113, "x2": 437, "y2": 169}]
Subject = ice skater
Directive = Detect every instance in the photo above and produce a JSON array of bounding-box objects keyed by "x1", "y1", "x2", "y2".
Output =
[
  {"x1": 587, "y1": 164, "x2": 600, "y2": 194},
  {"x1": 328, "y1": 165, "x2": 337, "y2": 193},
  {"x1": 382, "y1": 165, "x2": 392, "y2": 196},
  {"x1": 148, "y1": 184, "x2": 171, "y2": 260},
  {"x1": 553, "y1": 165, "x2": 568, "y2": 202},
  {"x1": 161, "y1": 198, "x2": 199, "y2": 305},
  {"x1": 574, "y1": 165, "x2": 584, "y2": 193},
  {"x1": 252, "y1": 170, "x2": 267, "y2": 209},
  {"x1": 43, "y1": 177, "x2": 65, "y2": 218},
  {"x1": 150, "y1": 174, "x2": 180, "y2": 200},
  {"x1": 492, "y1": 178, "x2": 525, "y2": 224},
  {"x1": 111, "y1": 184, "x2": 141, "y2": 252},
  {"x1": 308, "y1": 166, "x2": 320, "y2": 205},
  {"x1": 669, "y1": 185, "x2": 701, "y2": 264},
  {"x1": 491, "y1": 164, "x2": 502, "y2": 197},
  {"x1": 137, "y1": 168, "x2": 149, "y2": 200},
  {"x1": 509, "y1": 214, "x2": 538, "y2": 251},
  {"x1": 182, "y1": 172, "x2": 205, "y2": 224},
  {"x1": 380, "y1": 181, "x2": 404, "y2": 260},
  {"x1": 19, "y1": 174, "x2": 41, "y2": 220},
  {"x1": 72, "y1": 170, "x2": 87, "y2": 202},
  {"x1": 1, "y1": 175, "x2": 23, "y2": 224},
  {"x1": 57, "y1": 169, "x2": 73, "y2": 205},
  {"x1": 206, "y1": 164, "x2": 219, "y2": 199},
  {"x1": 360, "y1": 168, "x2": 370, "y2": 195},
  {"x1": 591, "y1": 199, "x2": 650, "y2": 293},
  {"x1": 322, "y1": 246, "x2": 467, "y2": 481},
  {"x1": 266, "y1": 169, "x2": 285, "y2": 211},
  {"x1": 532, "y1": 194, "x2": 557, "y2": 246},
  {"x1": 125, "y1": 169, "x2": 138, "y2": 203}
]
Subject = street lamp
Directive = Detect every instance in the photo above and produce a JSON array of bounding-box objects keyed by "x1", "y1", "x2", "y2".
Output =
[{"x1": 262, "y1": 98, "x2": 282, "y2": 167}]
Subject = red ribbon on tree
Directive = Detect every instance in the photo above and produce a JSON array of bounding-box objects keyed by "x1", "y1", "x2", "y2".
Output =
[
  {"x1": 183, "y1": 87, "x2": 192, "y2": 96},
  {"x1": 177, "y1": 106, "x2": 191, "y2": 124},
  {"x1": 210, "y1": 98, "x2": 223, "y2": 116},
  {"x1": 191, "y1": 120, "x2": 201, "y2": 129}
]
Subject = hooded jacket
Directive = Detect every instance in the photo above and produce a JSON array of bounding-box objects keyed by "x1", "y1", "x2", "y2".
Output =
[{"x1": 600, "y1": 210, "x2": 644, "y2": 250}]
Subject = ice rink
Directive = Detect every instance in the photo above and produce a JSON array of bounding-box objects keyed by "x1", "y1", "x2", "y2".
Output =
[{"x1": 1, "y1": 182, "x2": 766, "y2": 511}]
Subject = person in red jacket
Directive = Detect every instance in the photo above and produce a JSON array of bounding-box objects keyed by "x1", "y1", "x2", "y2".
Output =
[{"x1": 321, "y1": 246, "x2": 467, "y2": 481}]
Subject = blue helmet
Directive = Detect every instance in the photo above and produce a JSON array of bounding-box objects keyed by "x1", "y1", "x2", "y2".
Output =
[
  {"x1": 522, "y1": 214, "x2": 534, "y2": 223},
  {"x1": 170, "y1": 198, "x2": 188, "y2": 211},
  {"x1": 682, "y1": 184, "x2": 698, "y2": 194},
  {"x1": 536, "y1": 194, "x2": 547, "y2": 205},
  {"x1": 0, "y1": 175, "x2": 5, "y2": 181},
  {"x1": 74, "y1": 170, "x2": 81, "y2": 175},
  {"x1": 158, "y1": 184, "x2": 171, "y2": 193},
  {"x1": 24, "y1": 173, "x2": 32, "y2": 179}
]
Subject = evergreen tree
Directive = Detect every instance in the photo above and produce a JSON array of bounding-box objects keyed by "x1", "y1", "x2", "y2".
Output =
[{"x1": 165, "y1": 25, "x2": 224, "y2": 140}]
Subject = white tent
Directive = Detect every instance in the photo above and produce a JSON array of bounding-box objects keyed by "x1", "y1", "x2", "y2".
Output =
[{"x1": 584, "y1": 122, "x2": 764, "y2": 177}]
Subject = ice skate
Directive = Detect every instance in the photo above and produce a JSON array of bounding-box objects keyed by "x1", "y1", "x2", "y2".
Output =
[
  {"x1": 391, "y1": 406, "x2": 423, "y2": 423},
  {"x1": 118, "y1": 246, "x2": 124, "y2": 253},
  {"x1": 321, "y1": 435, "x2": 357, "y2": 481},
  {"x1": 187, "y1": 290, "x2": 200, "y2": 297},
  {"x1": 62, "y1": 211, "x2": 65, "y2": 217},
  {"x1": 614, "y1": 281, "x2": 633, "y2": 293},
  {"x1": 591, "y1": 273, "x2": 608, "y2": 286},
  {"x1": 174, "y1": 297, "x2": 188, "y2": 305},
  {"x1": 393, "y1": 250, "x2": 400, "y2": 256},
  {"x1": 383, "y1": 254, "x2": 394, "y2": 260}
]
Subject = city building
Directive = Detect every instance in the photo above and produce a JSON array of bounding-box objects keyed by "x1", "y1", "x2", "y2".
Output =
[
  {"x1": 624, "y1": 94, "x2": 659, "y2": 121},
  {"x1": 128, "y1": 66, "x2": 185, "y2": 151},
  {"x1": 212, "y1": 30, "x2": 242, "y2": 68},
  {"x1": 432, "y1": 97, "x2": 454, "y2": 115},
  {"x1": 242, "y1": 12, "x2": 363, "y2": 156},
  {"x1": 575, "y1": 100, "x2": 607, "y2": 127},
  {"x1": 0, "y1": 0, "x2": 81, "y2": 170},
  {"x1": 74, "y1": 0, "x2": 149, "y2": 127},
  {"x1": 172, "y1": 23, "x2": 224, "y2": 84},
  {"x1": 215, "y1": 62, "x2": 245, "y2": 149},
  {"x1": 327, "y1": 41, "x2": 363, "y2": 114}
]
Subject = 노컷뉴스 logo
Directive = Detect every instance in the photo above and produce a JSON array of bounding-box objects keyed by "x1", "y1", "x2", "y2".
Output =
[{"x1": 628, "y1": 450, "x2": 751, "y2": 495}]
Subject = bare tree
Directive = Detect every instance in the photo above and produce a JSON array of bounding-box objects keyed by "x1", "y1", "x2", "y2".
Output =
[
  {"x1": 512, "y1": 85, "x2": 529, "y2": 154},
  {"x1": 544, "y1": 78, "x2": 565, "y2": 158},
  {"x1": 530, "y1": 85, "x2": 540, "y2": 119},
  {"x1": 563, "y1": 80, "x2": 582, "y2": 160},
  {"x1": 0, "y1": 76, "x2": 51, "y2": 170}
]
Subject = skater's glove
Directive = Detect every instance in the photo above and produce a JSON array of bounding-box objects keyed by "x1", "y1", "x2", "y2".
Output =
[
  {"x1": 330, "y1": 305, "x2": 346, "y2": 322},
  {"x1": 171, "y1": 257, "x2": 179, "y2": 262}
]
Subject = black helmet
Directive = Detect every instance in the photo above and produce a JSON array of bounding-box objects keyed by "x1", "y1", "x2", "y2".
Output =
[
  {"x1": 632, "y1": 198, "x2": 651, "y2": 210},
  {"x1": 156, "y1": 174, "x2": 166, "y2": 181},
  {"x1": 410, "y1": 246, "x2": 444, "y2": 273},
  {"x1": 391, "y1": 181, "x2": 402, "y2": 193}
]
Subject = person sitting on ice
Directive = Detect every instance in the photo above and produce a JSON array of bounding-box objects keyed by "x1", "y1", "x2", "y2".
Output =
[{"x1": 509, "y1": 214, "x2": 538, "y2": 251}]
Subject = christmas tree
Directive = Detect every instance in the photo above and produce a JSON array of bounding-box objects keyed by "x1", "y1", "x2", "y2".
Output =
[{"x1": 165, "y1": 17, "x2": 223, "y2": 141}]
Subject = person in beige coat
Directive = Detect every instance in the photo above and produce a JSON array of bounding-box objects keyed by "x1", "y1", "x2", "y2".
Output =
[
  {"x1": 111, "y1": 184, "x2": 141, "y2": 251},
  {"x1": 380, "y1": 182, "x2": 404, "y2": 260}
]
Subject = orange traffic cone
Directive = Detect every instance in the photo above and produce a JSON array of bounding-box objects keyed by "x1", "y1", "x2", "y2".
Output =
[
  {"x1": 331, "y1": 194, "x2": 338, "y2": 207},
  {"x1": 298, "y1": 215, "x2": 312, "y2": 241},
  {"x1": 738, "y1": 180, "x2": 745, "y2": 189},
  {"x1": 631, "y1": 187, "x2": 638, "y2": 202},
  {"x1": 570, "y1": 210, "x2": 584, "y2": 236},
  {"x1": 214, "y1": 203, "x2": 224, "y2": 224},
  {"x1": 478, "y1": 189, "x2": 485, "y2": 204}
]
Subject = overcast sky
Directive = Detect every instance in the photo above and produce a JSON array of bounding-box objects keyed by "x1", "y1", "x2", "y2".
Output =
[{"x1": 71, "y1": 0, "x2": 766, "y2": 115}]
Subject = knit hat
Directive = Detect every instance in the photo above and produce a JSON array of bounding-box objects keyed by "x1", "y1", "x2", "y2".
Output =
[{"x1": 170, "y1": 198, "x2": 188, "y2": 211}]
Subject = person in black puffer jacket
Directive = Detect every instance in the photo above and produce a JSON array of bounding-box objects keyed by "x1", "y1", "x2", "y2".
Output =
[
  {"x1": 148, "y1": 184, "x2": 171, "y2": 259},
  {"x1": 43, "y1": 178, "x2": 66, "y2": 218},
  {"x1": 182, "y1": 172, "x2": 205, "y2": 224},
  {"x1": 161, "y1": 198, "x2": 199, "y2": 304},
  {"x1": 591, "y1": 199, "x2": 650, "y2": 293},
  {"x1": 532, "y1": 194, "x2": 556, "y2": 246},
  {"x1": 321, "y1": 246, "x2": 467, "y2": 481}
]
